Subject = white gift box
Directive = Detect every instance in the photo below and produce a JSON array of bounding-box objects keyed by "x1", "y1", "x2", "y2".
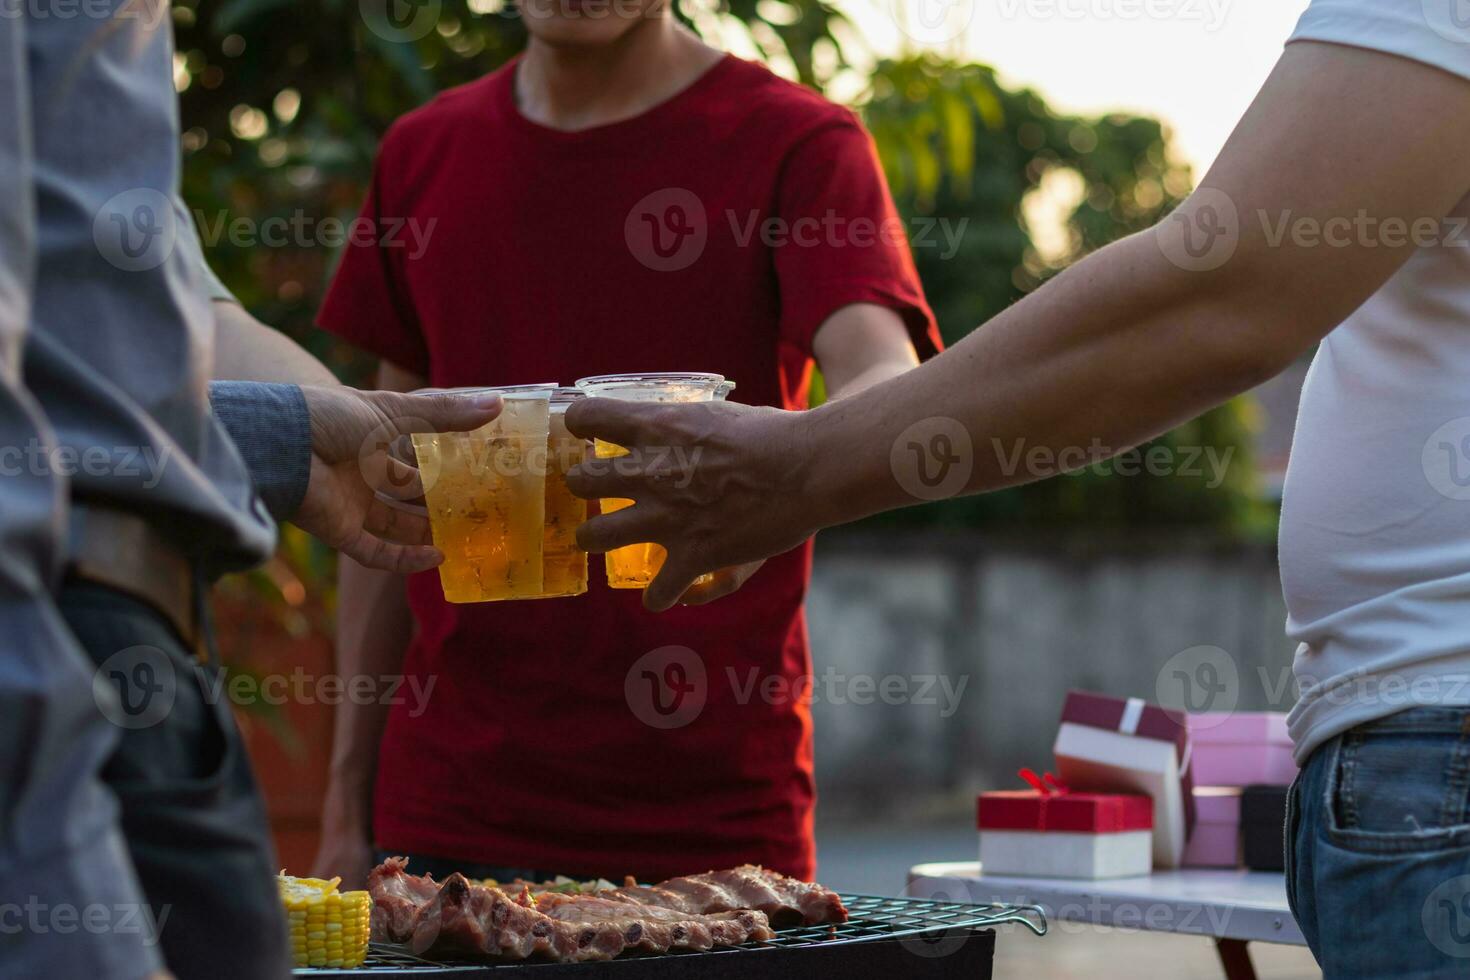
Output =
[
  {"x1": 980, "y1": 829, "x2": 1154, "y2": 879},
  {"x1": 1053, "y1": 691, "x2": 1195, "y2": 869}
]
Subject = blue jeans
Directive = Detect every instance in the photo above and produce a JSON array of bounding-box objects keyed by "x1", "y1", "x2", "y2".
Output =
[
  {"x1": 62, "y1": 581, "x2": 290, "y2": 980},
  {"x1": 1288, "y1": 707, "x2": 1470, "y2": 979}
]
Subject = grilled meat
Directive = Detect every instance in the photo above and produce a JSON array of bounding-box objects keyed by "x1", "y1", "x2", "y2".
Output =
[
  {"x1": 607, "y1": 865, "x2": 849, "y2": 927},
  {"x1": 367, "y1": 856, "x2": 441, "y2": 944},
  {"x1": 368, "y1": 859, "x2": 780, "y2": 963}
]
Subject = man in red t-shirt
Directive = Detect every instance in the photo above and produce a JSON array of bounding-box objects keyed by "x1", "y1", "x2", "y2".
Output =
[{"x1": 312, "y1": 1, "x2": 940, "y2": 887}]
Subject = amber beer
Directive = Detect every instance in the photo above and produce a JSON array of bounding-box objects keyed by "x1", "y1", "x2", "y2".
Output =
[
  {"x1": 536, "y1": 388, "x2": 589, "y2": 598},
  {"x1": 412, "y1": 385, "x2": 554, "y2": 603},
  {"x1": 573, "y1": 373, "x2": 735, "y2": 589}
]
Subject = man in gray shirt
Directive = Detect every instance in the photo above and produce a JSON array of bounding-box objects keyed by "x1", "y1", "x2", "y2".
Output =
[{"x1": 2, "y1": 6, "x2": 499, "y2": 977}]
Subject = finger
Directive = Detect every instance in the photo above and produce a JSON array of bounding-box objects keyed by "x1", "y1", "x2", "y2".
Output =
[
  {"x1": 563, "y1": 460, "x2": 647, "y2": 501},
  {"x1": 644, "y1": 555, "x2": 707, "y2": 613},
  {"x1": 339, "y1": 529, "x2": 445, "y2": 575},
  {"x1": 675, "y1": 566, "x2": 748, "y2": 606},
  {"x1": 365, "y1": 454, "x2": 426, "y2": 502},
  {"x1": 563, "y1": 397, "x2": 665, "y2": 447},
  {"x1": 380, "y1": 389, "x2": 502, "y2": 435},
  {"x1": 573, "y1": 505, "x2": 664, "y2": 554},
  {"x1": 362, "y1": 495, "x2": 433, "y2": 546}
]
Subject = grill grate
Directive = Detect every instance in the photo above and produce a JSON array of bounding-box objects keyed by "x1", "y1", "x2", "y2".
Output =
[{"x1": 295, "y1": 893, "x2": 1045, "y2": 974}]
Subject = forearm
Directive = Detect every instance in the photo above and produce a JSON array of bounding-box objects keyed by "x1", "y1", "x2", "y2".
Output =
[
  {"x1": 813, "y1": 302, "x2": 921, "y2": 401},
  {"x1": 823, "y1": 356, "x2": 915, "y2": 400},
  {"x1": 212, "y1": 300, "x2": 340, "y2": 387},
  {"x1": 800, "y1": 42, "x2": 1470, "y2": 534},
  {"x1": 798, "y1": 234, "x2": 1269, "y2": 527},
  {"x1": 324, "y1": 558, "x2": 414, "y2": 822}
]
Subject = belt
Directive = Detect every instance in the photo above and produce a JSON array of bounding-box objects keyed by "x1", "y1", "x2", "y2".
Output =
[{"x1": 66, "y1": 505, "x2": 202, "y2": 656}]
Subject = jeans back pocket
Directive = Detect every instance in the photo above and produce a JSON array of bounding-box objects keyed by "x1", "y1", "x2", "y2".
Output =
[{"x1": 1328, "y1": 722, "x2": 1470, "y2": 852}]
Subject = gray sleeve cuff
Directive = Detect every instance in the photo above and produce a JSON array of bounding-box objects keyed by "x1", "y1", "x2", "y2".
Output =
[{"x1": 208, "y1": 381, "x2": 312, "y2": 521}]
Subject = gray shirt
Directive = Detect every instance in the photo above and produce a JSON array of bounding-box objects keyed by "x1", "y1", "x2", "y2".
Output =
[{"x1": 22, "y1": 0, "x2": 278, "y2": 572}]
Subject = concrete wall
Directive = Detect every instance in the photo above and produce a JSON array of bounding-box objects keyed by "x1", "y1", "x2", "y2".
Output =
[{"x1": 804, "y1": 530, "x2": 1295, "y2": 819}]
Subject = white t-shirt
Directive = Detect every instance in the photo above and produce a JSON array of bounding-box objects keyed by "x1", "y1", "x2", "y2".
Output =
[{"x1": 1281, "y1": 0, "x2": 1470, "y2": 762}]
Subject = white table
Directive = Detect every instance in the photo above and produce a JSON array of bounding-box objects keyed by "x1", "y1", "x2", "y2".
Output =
[{"x1": 907, "y1": 861, "x2": 1303, "y2": 980}]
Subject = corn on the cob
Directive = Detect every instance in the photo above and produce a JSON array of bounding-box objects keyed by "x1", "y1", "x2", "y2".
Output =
[{"x1": 278, "y1": 873, "x2": 371, "y2": 968}]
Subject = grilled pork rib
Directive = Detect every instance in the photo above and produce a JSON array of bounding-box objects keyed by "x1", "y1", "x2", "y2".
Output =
[
  {"x1": 608, "y1": 865, "x2": 849, "y2": 927},
  {"x1": 368, "y1": 860, "x2": 780, "y2": 963},
  {"x1": 367, "y1": 856, "x2": 442, "y2": 943}
]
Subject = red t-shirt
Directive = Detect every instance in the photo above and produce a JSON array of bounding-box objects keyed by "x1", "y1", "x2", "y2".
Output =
[{"x1": 317, "y1": 54, "x2": 939, "y2": 881}]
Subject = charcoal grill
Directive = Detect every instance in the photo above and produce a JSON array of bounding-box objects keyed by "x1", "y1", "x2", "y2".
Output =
[{"x1": 294, "y1": 893, "x2": 1046, "y2": 979}]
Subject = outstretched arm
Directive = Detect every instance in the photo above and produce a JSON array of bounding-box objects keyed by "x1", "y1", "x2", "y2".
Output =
[{"x1": 567, "y1": 41, "x2": 1470, "y2": 610}]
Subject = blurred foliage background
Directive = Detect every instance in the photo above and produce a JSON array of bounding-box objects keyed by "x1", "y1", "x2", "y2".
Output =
[{"x1": 175, "y1": 0, "x2": 1272, "y2": 623}]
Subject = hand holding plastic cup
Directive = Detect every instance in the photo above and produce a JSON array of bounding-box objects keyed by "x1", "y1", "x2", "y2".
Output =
[{"x1": 573, "y1": 372, "x2": 735, "y2": 590}]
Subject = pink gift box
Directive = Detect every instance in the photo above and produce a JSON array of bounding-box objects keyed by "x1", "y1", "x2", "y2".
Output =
[
  {"x1": 1181, "y1": 787, "x2": 1243, "y2": 868},
  {"x1": 1187, "y1": 712, "x2": 1296, "y2": 787}
]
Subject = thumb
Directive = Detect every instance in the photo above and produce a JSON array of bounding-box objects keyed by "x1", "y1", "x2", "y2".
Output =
[{"x1": 377, "y1": 389, "x2": 503, "y2": 435}]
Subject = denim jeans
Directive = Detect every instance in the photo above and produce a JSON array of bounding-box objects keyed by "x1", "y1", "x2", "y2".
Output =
[
  {"x1": 61, "y1": 581, "x2": 291, "y2": 980},
  {"x1": 1288, "y1": 707, "x2": 1470, "y2": 979}
]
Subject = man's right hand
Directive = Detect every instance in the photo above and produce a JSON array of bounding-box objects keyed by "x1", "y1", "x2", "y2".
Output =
[{"x1": 294, "y1": 385, "x2": 501, "y2": 574}]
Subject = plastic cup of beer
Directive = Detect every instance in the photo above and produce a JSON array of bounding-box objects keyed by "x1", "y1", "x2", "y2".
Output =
[
  {"x1": 572, "y1": 372, "x2": 735, "y2": 590},
  {"x1": 412, "y1": 384, "x2": 555, "y2": 603},
  {"x1": 534, "y1": 387, "x2": 589, "y2": 599}
]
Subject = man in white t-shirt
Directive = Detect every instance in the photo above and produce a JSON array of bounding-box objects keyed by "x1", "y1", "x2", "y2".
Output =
[{"x1": 562, "y1": 1, "x2": 1470, "y2": 973}]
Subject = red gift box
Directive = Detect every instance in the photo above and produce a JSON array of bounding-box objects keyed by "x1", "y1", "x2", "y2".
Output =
[
  {"x1": 977, "y1": 770, "x2": 1155, "y2": 879},
  {"x1": 978, "y1": 790, "x2": 1154, "y2": 834}
]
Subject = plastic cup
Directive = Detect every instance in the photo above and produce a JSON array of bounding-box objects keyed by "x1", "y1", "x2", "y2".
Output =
[
  {"x1": 535, "y1": 388, "x2": 589, "y2": 599},
  {"x1": 412, "y1": 385, "x2": 555, "y2": 603},
  {"x1": 573, "y1": 372, "x2": 735, "y2": 590}
]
